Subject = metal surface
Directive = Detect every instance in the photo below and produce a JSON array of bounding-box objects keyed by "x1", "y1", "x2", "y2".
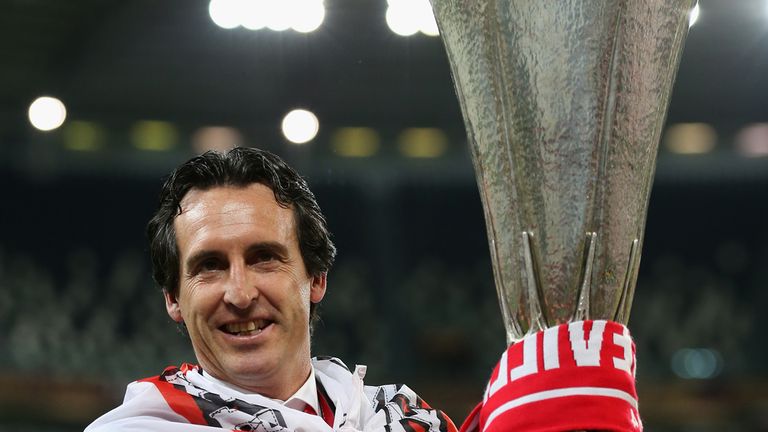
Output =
[{"x1": 430, "y1": 1, "x2": 695, "y2": 343}]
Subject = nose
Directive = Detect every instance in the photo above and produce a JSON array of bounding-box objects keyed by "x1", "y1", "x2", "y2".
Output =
[{"x1": 222, "y1": 262, "x2": 258, "y2": 309}]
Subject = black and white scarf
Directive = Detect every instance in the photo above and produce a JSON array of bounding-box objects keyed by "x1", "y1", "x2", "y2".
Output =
[{"x1": 86, "y1": 357, "x2": 457, "y2": 432}]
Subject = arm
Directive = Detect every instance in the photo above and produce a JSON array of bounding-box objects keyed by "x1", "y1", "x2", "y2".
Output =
[{"x1": 462, "y1": 320, "x2": 641, "y2": 432}]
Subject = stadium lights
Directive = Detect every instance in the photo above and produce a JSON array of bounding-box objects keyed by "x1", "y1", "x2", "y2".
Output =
[
  {"x1": 386, "y1": 0, "x2": 439, "y2": 37},
  {"x1": 398, "y1": 128, "x2": 448, "y2": 158},
  {"x1": 63, "y1": 121, "x2": 104, "y2": 151},
  {"x1": 209, "y1": 0, "x2": 240, "y2": 29},
  {"x1": 671, "y1": 348, "x2": 722, "y2": 379},
  {"x1": 28, "y1": 96, "x2": 67, "y2": 131},
  {"x1": 131, "y1": 120, "x2": 178, "y2": 151},
  {"x1": 735, "y1": 123, "x2": 768, "y2": 157},
  {"x1": 282, "y1": 109, "x2": 319, "y2": 144},
  {"x1": 664, "y1": 123, "x2": 716, "y2": 155},
  {"x1": 331, "y1": 127, "x2": 381, "y2": 157},
  {"x1": 289, "y1": 1, "x2": 325, "y2": 33},
  {"x1": 209, "y1": 0, "x2": 325, "y2": 33},
  {"x1": 192, "y1": 126, "x2": 243, "y2": 154}
]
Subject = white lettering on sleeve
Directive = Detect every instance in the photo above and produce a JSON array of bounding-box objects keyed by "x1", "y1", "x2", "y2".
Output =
[
  {"x1": 569, "y1": 320, "x2": 606, "y2": 367},
  {"x1": 543, "y1": 326, "x2": 560, "y2": 370},
  {"x1": 487, "y1": 349, "x2": 508, "y2": 399},
  {"x1": 510, "y1": 333, "x2": 538, "y2": 381},
  {"x1": 613, "y1": 327, "x2": 633, "y2": 375}
]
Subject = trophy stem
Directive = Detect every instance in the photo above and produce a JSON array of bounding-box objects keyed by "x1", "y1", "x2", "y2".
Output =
[
  {"x1": 614, "y1": 239, "x2": 641, "y2": 323},
  {"x1": 574, "y1": 232, "x2": 598, "y2": 322},
  {"x1": 521, "y1": 231, "x2": 547, "y2": 342}
]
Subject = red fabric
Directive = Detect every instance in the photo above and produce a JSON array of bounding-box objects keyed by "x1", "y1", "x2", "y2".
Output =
[
  {"x1": 139, "y1": 365, "x2": 207, "y2": 425},
  {"x1": 468, "y1": 320, "x2": 641, "y2": 432},
  {"x1": 302, "y1": 404, "x2": 317, "y2": 415},
  {"x1": 316, "y1": 386, "x2": 336, "y2": 428},
  {"x1": 459, "y1": 403, "x2": 482, "y2": 432},
  {"x1": 146, "y1": 364, "x2": 338, "y2": 428},
  {"x1": 304, "y1": 389, "x2": 335, "y2": 427}
]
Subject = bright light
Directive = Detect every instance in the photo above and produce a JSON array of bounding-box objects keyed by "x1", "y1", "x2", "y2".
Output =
[
  {"x1": 28, "y1": 96, "x2": 67, "y2": 131},
  {"x1": 689, "y1": 2, "x2": 700, "y2": 28},
  {"x1": 291, "y1": 0, "x2": 325, "y2": 33},
  {"x1": 131, "y1": 120, "x2": 178, "y2": 151},
  {"x1": 419, "y1": 12, "x2": 439, "y2": 36},
  {"x1": 210, "y1": 0, "x2": 326, "y2": 32},
  {"x1": 209, "y1": 0, "x2": 242, "y2": 29},
  {"x1": 192, "y1": 126, "x2": 243, "y2": 154},
  {"x1": 266, "y1": 0, "x2": 292, "y2": 31},
  {"x1": 664, "y1": 123, "x2": 716, "y2": 154},
  {"x1": 241, "y1": 0, "x2": 268, "y2": 30},
  {"x1": 386, "y1": 5, "x2": 420, "y2": 36},
  {"x1": 736, "y1": 123, "x2": 768, "y2": 157},
  {"x1": 398, "y1": 128, "x2": 448, "y2": 158},
  {"x1": 386, "y1": 0, "x2": 439, "y2": 37},
  {"x1": 63, "y1": 121, "x2": 103, "y2": 151},
  {"x1": 331, "y1": 127, "x2": 380, "y2": 157},
  {"x1": 281, "y1": 109, "x2": 319, "y2": 144},
  {"x1": 671, "y1": 348, "x2": 722, "y2": 379},
  {"x1": 415, "y1": 0, "x2": 439, "y2": 36}
]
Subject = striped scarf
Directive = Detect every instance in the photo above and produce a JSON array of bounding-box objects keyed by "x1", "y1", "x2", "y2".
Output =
[{"x1": 125, "y1": 357, "x2": 458, "y2": 432}]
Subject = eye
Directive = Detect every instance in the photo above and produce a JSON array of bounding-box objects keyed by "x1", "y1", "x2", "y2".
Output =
[
  {"x1": 247, "y1": 248, "x2": 283, "y2": 267},
  {"x1": 254, "y1": 250, "x2": 277, "y2": 263},
  {"x1": 198, "y1": 257, "x2": 226, "y2": 273}
]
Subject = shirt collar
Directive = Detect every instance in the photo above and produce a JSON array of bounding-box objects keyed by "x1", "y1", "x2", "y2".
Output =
[
  {"x1": 283, "y1": 365, "x2": 319, "y2": 414},
  {"x1": 200, "y1": 366, "x2": 319, "y2": 414}
]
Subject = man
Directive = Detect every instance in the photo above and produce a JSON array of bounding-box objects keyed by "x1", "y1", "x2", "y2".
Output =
[
  {"x1": 86, "y1": 147, "x2": 643, "y2": 432},
  {"x1": 86, "y1": 147, "x2": 458, "y2": 431}
]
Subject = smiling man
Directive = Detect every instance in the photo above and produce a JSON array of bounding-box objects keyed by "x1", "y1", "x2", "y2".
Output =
[
  {"x1": 168, "y1": 182, "x2": 324, "y2": 400},
  {"x1": 85, "y1": 148, "x2": 457, "y2": 431},
  {"x1": 85, "y1": 147, "x2": 644, "y2": 432}
]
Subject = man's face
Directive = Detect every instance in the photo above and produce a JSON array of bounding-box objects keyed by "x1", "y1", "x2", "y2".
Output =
[{"x1": 164, "y1": 183, "x2": 326, "y2": 398}]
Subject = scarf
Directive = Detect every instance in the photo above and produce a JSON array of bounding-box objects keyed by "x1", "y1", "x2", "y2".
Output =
[
  {"x1": 87, "y1": 357, "x2": 457, "y2": 432},
  {"x1": 87, "y1": 322, "x2": 640, "y2": 432},
  {"x1": 460, "y1": 320, "x2": 641, "y2": 432}
]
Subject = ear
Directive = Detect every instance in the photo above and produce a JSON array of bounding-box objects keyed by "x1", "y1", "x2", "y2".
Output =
[
  {"x1": 164, "y1": 289, "x2": 184, "y2": 323},
  {"x1": 309, "y1": 272, "x2": 327, "y2": 304}
]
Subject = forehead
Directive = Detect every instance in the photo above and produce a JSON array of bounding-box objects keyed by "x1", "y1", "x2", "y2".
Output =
[{"x1": 174, "y1": 184, "x2": 296, "y2": 251}]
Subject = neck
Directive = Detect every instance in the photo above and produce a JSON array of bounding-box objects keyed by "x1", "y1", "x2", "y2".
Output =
[
  {"x1": 214, "y1": 359, "x2": 312, "y2": 401},
  {"x1": 266, "y1": 360, "x2": 312, "y2": 401}
]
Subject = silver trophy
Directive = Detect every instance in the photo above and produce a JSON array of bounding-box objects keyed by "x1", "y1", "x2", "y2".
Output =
[{"x1": 429, "y1": 1, "x2": 695, "y2": 343}]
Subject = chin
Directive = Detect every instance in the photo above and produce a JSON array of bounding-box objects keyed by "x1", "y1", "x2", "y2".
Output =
[{"x1": 225, "y1": 353, "x2": 279, "y2": 381}]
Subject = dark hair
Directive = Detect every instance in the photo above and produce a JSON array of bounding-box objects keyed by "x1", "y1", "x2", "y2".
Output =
[{"x1": 147, "y1": 147, "x2": 336, "y2": 325}]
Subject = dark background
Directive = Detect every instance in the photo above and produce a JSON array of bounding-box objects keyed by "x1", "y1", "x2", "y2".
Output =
[{"x1": 1, "y1": 0, "x2": 767, "y2": 430}]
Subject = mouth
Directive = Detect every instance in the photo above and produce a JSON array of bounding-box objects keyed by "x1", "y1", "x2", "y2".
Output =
[{"x1": 220, "y1": 319, "x2": 273, "y2": 337}]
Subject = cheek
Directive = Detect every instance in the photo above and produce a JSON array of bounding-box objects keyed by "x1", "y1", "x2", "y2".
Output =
[
  {"x1": 293, "y1": 278, "x2": 313, "y2": 310},
  {"x1": 262, "y1": 275, "x2": 311, "y2": 312},
  {"x1": 179, "y1": 283, "x2": 218, "y2": 318}
]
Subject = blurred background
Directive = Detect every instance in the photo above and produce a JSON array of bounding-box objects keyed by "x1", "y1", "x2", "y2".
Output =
[{"x1": 1, "y1": 0, "x2": 767, "y2": 430}]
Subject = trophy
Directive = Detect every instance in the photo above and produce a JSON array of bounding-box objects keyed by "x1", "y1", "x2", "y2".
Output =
[{"x1": 429, "y1": 1, "x2": 695, "y2": 343}]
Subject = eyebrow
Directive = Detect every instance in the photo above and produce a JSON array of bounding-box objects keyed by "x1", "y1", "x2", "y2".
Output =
[
  {"x1": 245, "y1": 241, "x2": 289, "y2": 259},
  {"x1": 184, "y1": 242, "x2": 290, "y2": 272}
]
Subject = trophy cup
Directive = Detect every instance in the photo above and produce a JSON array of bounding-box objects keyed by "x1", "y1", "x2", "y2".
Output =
[{"x1": 428, "y1": 1, "x2": 695, "y2": 344}]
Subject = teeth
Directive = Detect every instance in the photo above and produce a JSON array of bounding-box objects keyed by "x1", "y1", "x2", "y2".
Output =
[
  {"x1": 224, "y1": 320, "x2": 266, "y2": 335},
  {"x1": 236, "y1": 328, "x2": 262, "y2": 336}
]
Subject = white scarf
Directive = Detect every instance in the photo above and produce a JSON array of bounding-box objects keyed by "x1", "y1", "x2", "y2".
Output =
[{"x1": 85, "y1": 357, "x2": 457, "y2": 432}]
